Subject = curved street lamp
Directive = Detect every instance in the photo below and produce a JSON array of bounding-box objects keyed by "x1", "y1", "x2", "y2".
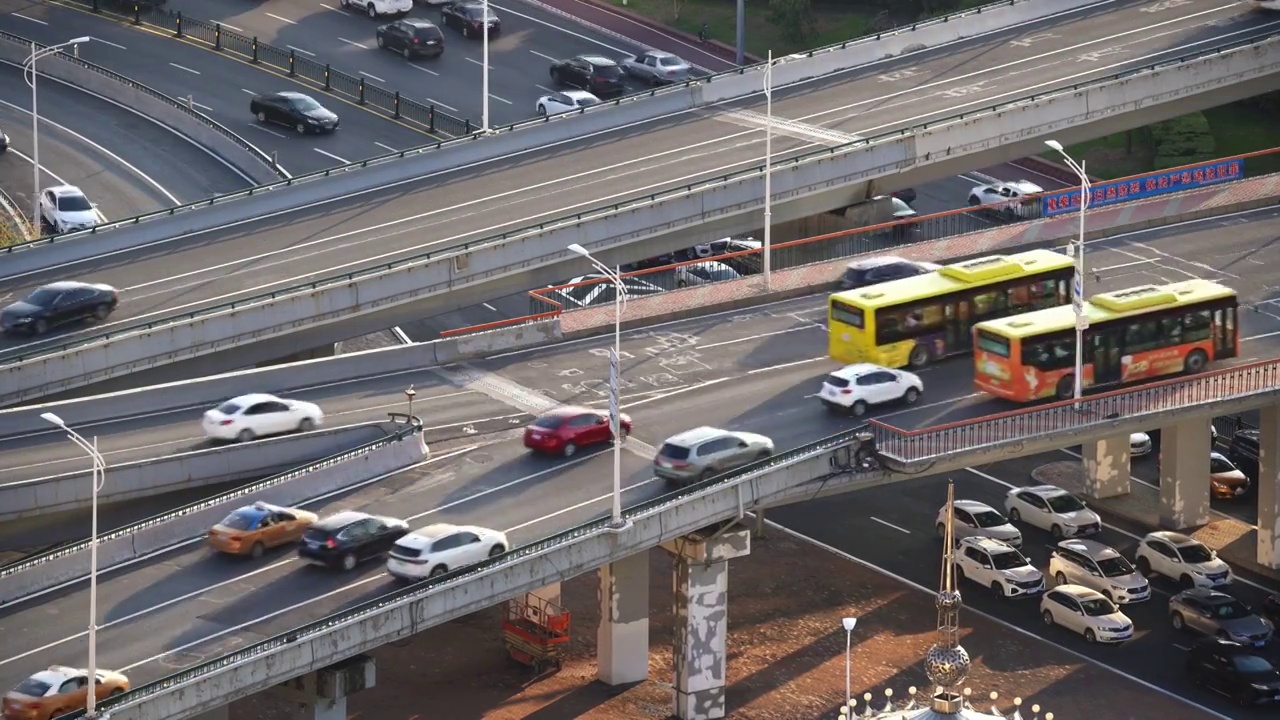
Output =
[{"x1": 24, "y1": 36, "x2": 91, "y2": 229}]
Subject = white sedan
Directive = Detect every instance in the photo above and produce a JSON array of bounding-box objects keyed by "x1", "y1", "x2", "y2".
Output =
[
  {"x1": 39, "y1": 185, "x2": 104, "y2": 234},
  {"x1": 386, "y1": 523, "x2": 509, "y2": 580},
  {"x1": 967, "y1": 180, "x2": 1043, "y2": 219},
  {"x1": 1040, "y1": 584, "x2": 1133, "y2": 644},
  {"x1": 339, "y1": 0, "x2": 411, "y2": 17},
  {"x1": 1003, "y1": 485, "x2": 1101, "y2": 539},
  {"x1": 819, "y1": 363, "x2": 922, "y2": 416},
  {"x1": 536, "y1": 90, "x2": 600, "y2": 115},
  {"x1": 202, "y1": 393, "x2": 324, "y2": 443}
]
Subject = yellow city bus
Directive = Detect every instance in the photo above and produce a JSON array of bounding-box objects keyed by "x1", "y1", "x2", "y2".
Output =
[
  {"x1": 828, "y1": 249, "x2": 1074, "y2": 368},
  {"x1": 973, "y1": 280, "x2": 1239, "y2": 402}
]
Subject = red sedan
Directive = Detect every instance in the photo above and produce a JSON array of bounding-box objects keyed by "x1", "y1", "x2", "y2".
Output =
[{"x1": 523, "y1": 406, "x2": 632, "y2": 457}]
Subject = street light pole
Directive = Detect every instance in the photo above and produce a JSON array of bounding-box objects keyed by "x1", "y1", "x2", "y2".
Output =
[
  {"x1": 763, "y1": 50, "x2": 773, "y2": 292},
  {"x1": 567, "y1": 243, "x2": 629, "y2": 530},
  {"x1": 24, "y1": 37, "x2": 90, "y2": 230},
  {"x1": 40, "y1": 412, "x2": 105, "y2": 719},
  {"x1": 1044, "y1": 139, "x2": 1091, "y2": 405},
  {"x1": 841, "y1": 616, "x2": 858, "y2": 710},
  {"x1": 481, "y1": 0, "x2": 490, "y2": 133},
  {"x1": 405, "y1": 385, "x2": 416, "y2": 421}
]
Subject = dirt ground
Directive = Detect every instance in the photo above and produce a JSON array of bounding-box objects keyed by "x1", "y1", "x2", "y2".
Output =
[{"x1": 232, "y1": 526, "x2": 1214, "y2": 720}]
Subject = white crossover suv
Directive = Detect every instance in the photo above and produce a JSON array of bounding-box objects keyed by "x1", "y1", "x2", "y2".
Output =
[
  {"x1": 819, "y1": 363, "x2": 923, "y2": 417},
  {"x1": 954, "y1": 537, "x2": 1044, "y2": 598},
  {"x1": 1134, "y1": 531, "x2": 1233, "y2": 589},
  {"x1": 935, "y1": 500, "x2": 1022, "y2": 547},
  {"x1": 1048, "y1": 539, "x2": 1150, "y2": 604},
  {"x1": 1004, "y1": 485, "x2": 1101, "y2": 539}
]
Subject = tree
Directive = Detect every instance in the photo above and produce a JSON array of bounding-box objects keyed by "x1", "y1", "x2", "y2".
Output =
[
  {"x1": 769, "y1": 0, "x2": 815, "y2": 44},
  {"x1": 672, "y1": 0, "x2": 689, "y2": 21}
]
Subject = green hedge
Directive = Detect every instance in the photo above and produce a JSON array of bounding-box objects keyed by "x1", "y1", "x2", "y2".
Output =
[{"x1": 1152, "y1": 112, "x2": 1216, "y2": 170}]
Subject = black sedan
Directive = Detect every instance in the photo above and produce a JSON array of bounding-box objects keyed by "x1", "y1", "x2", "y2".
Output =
[
  {"x1": 549, "y1": 55, "x2": 626, "y2": 97},
  {"x1": 249, "y1": 91, "x2": 339, "y2": 135},
  {"x1": 440, "y1": 1, "x2": 499, "y2": 38},
  {"x1": 1187, "y1": 638, "x2": 1280, "y2": 706},
  {"x1": 376, "y1": 18, "x2": 444, "y2": 58},
  {"x1": 298, "y1": 511, "x2": 409, "y2": 571},
  {"x1": 1, "y1": 281, "x2": 119, "y2": 336}
]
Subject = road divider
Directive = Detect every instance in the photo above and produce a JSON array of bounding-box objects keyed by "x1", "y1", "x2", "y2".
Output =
[
  {"x1": 0, "y1": 422, "x2": 428, "y2": 608},
  {"x1": 0, "y1": 421, "x2": 396, "y2": 521}
]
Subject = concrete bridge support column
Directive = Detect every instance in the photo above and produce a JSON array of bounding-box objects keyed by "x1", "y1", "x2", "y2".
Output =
[
  {"x1": 1158, "y1": 419, "x2": 1212, "y2": 530},
  {"x1": 1256, "y1": 405, "x2": 1280, "y2": 568},
  {"x1": 661, "y1": 524, "x2": 752, "y2": 720},
  {"x1": 1083, "y1": 435, "x2": 1131, "y2": 499},
  {"x1": 597, "y1": 551, "x2": 650, "y2": 685},
  {"x1": 269, "y1": 655, "x2": 375, "y2": 720}
]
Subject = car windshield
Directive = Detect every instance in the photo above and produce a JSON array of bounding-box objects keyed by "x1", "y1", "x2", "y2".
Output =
[
  {"x1": 1232, "y1": 655, "x2": 1275, "y2": 674},
  {"x1": 1045, "y1": 493, "x2": 1086, "y2": 513},
  {"x1": 1178, "y1": 543, "x2": 1215, "y2": 563},
  {"x1": 1211, "y1": 456, "x2": 1237, "y2": 474},
  {"x1": 659, "y1": 56, "x2": 684, "y2": 67},
  {"x1": 990, "y1": 550, "x2": 1028, "y2": 570},
  {"x1": 291, "y1": 96, "x2": 323, "y2": 112},
  {"x1": 12, "y1": 678, "x2": 50, "y2": 697},
  {"x1": 56, "y1": 193, "x2": 92, "y2": 212},
  {"x1": 25, "y1": 288, "x2": 60, "y2": 306},
  {"x1": 971, "y1": 510, "x2": 1008, "y2": 528},
  {"x1": 215, "y1": 401, "x2": 242, "y2": 415},
  {"x1": 1210, "y1": 600, "x2": 1252, "y2": 619},
  {"x1": 594, "y1": 64, "x2": 622, "y2": 78},
  {"x1": 219, "y1": 510, "x2": 260, "y2": 531},
  {"x1": 1079, "y1": 597, "x2": 1117, "y2": 616},
  {"x1": 659, "y1": 443, "x2": 691, "y2": 460},
  {"x1": 1097, "y1": 556, "x2": 1136, "y2": 577},
  {"x1": 531, "y1": 415, "x2": 563, "y2": 429}
]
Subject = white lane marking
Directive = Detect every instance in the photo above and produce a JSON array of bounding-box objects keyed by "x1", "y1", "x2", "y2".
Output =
[
  {"x1": 220, "y1": 22, "x2": 244, "y2": 32},
  {"x1": 870, "y1": 517, "x2": 911, "y2": 534},
  {"x1": 90, "y1": 37, "x2": 127, "y2": 50},
  {"x1": 482, "y1": 302, "x2": 498, "y2": 312},
  {"x1": 359, "y1": 70, "x2": 385, "y2": 83},
  {"x1": 696, "y1": 323, "x2": 823, "y2": 350},
  {"x1": 240, "y1": 88, "x2": 257, "y2": 95},
  {"x1": 769, "y1": 520, "x2": 1237, "y2": 720},
  {"x1": 287, "y1": 45, "x2": 316, "y2": 57},
  {"x1": 963, "y1": 467, "x2": 1276, "y2": 595},
  {"x1": 529, "y1": 50, "x2": 558, "y2": 62},
  {"x1": 320, "y1": 3, "x2": 343, "y2": 11},
  {"x1": 265, "y1": 12, "x2": 296, "y2": 24},
  {"x1": 7, "y1": 149, "x2": 67, "y2": 187},
  {"x1": 12, "y1": 13, "x2": 46, "y2": 25},
  {"x1": 490, "y1": 1, "x2": 628, "y2": 54},
  {"x1": 339, "y1": 38, "x2": 368, "y2": 49},
  {"x1": 192, "y1": 101, "x2": 214, "y2": 112},
  {"x1": 465, "y1": 58, "x2": 489, "y2": 68},
  {"x1": 623, "y1": 378, "x2": 730, "y2": 408},
  {"x1": 247, "y1": 124, "x2": 286, "y2": 139},
  {"x1": 314, "y1": 148, "x2": 350, "y2": 164},
  {"x1": 413, "y1": 412, "x2": 525, "y2": 431},
  {"x1": 375, "y1": 142, "x2": 397, "y2": 153},
  {"x1": 536, "y1": 84, "x2": 554, "y2": 93},
  {"x1": 747, "y1": 357, "x2": 826, "y2": 375},
  {"x1": 390, "y1": 326, "x2": 411, "y2": 345},
  {"x1": 425, "y1": 97, "x2": 457, "y2": 112},
  {"x1": 489, "y1": 94, "x2": 512, "y2": 105},
  {"x1": 411, "y1": 65, "x2": 440, "y2": 76},
  {"x1": 168, "y1": 63, "x2": 201, "y2": 75},
  {"x1": 504, "y1": 478, "x2": 662, "y2": 533}
]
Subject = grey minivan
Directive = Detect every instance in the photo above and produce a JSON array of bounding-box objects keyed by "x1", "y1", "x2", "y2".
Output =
[{"x1": 653, "y1": 426, "x2": 774, "y2": 485}]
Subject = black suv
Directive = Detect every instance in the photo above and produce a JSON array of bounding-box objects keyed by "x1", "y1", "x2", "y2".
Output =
[
  {"x1": 550, "y1": 55, "x2": 626, "y2": 97},
  {"x1": 1226, "y1": 429, "x2": 1260, "y2": 483},
  {"x1": 298, "y1": 511, "x2": 409, "y2": 571},
  {"x1": 1187, "y1": 638, "x2": 1280, "y2": 706}
]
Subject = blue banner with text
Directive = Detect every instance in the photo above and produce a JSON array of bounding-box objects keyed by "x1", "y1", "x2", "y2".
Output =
[{"x1": 1040, "y1": 158, "x2": 1245, "y2": 217}]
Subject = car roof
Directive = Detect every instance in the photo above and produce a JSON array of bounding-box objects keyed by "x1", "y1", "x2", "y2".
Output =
[
  {"x1": 410, "y1": 523, "x2": 460, "y2": 539},
  {"x1": 664, "y1": 426, "x2": 728, "y2": 447},
  {"x1": 847, "y1": 255, "x2": 908, "y2": 270},
  {"x1": 39, "y1": 281, "x2": 93, "y2": 292},
  {"x1": 314, "y1": 511, "x2": 371, "y2": 530},
  {"x1": 1018, "y1": 485, "x2": 1071, "y2": 498},
  {"x1": 685, "y1": 260, "x2": 735, "y2": 272},
  {"x1": 1147, "y1": 530, "x2": 1196, "y2": 545},
  {"x1": 831, "y1": 363, "x2": 893, "y2": 379},
  {"x1": 225, "y1": 393, "x2": 283, "y2": 405},
  {"x1": 994, "y1": 180, "x2": 1044, "y2": 193},
  {"x1": 540, "y1": 405, "x2": 595, "y2": 418},
  {"x1": 642, "y1": 49, "x2": 678, "y2": 58},
  {"x1": 29, "y1": 669, "x2": 74, "y2": 687},
  {"x1": 1056, "y1": 538, "x2": 1118, "y2": 559},
  {"x1": 274, "y1": 91, "x2": 309, "y2": 99},
  {"x1": 561, "y1": 90, "x2": 598, "y2": 100},
  {"x1": 402, "y1": 18, "x2": 437, "y2": 27},
  {"x1": 959, "y1": 536, "x2": 1016, "y2": 552},
  {"x1": 1210, "y1": 451, "x2": 1231, "y2": 462},
  {"x1": 1052, "y1": 584, "x2": 1105, "y2": 600},
  {"x1": 579, "y1": 54, "x2": 616, "y2": 65},
  {"x1": 1180, "y1": 587, "x2": 1234, "y2": 602},
  {"x1": 45, "y1": 185, "x2": 84, "y2": 196},
  {"x1": 952, "y1": 499, "x2": 997, "y2": 514}
]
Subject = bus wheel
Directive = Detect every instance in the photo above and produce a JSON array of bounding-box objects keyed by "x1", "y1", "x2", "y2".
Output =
[
  {"x1": 1055, "y1": 376, "x2": 1074, "y2": 400},
  {"x1": 908, "y1": 345, "x2": 929, "y2": 368},
  {"x1": 1184, "y1": 349, "x2": 1208, "y2": 374}
]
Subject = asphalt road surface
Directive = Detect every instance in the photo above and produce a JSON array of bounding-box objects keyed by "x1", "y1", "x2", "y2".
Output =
[
  {"x1": 0, "y1": 0, "x2": 434, "y2": 174},
  {"x1": 5, "y1": 210, "x2": 1280, "y2": 718},
  {"x1": 5, "y1": 0, "x2": 1258, "y2": 354},
  {"x1": 0, "y1": 61, "x2": 249, "y2": 224}
]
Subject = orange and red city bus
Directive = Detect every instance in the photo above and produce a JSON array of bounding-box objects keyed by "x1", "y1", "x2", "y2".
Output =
[{"x1": 972, "y1": 280, "x2": 1239, "y2": 402}]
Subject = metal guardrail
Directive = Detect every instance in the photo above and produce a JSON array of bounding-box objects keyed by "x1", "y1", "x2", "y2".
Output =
[
  {"x1": 0, "y1": 29, "x2": 285, "y2": 180},
  {"x1": 0, "y1": 418, "x2": 419, "y2": 580},
  {"x1": 2, "y1": 0, "x2": 1059, "y2": 252},
  {"x1": 4, "y1": 32, "x2": 1276, "y2": 368}
]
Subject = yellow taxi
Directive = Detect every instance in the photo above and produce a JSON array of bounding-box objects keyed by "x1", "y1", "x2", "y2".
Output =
[
  {"x1": 208, "y1": 501, "x2": 318, "y2": 558},
  {"x1": 3, "y1": 666, "x2": 128, "y2": 720}
]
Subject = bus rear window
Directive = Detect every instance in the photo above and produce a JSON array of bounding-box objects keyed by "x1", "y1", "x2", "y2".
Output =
[
  {"x1": 976, "y1": 330, "x2": 1010, "y2": 357},
  {"x1": 830, "y1": 300, "x2": 863, "y2": 329}
]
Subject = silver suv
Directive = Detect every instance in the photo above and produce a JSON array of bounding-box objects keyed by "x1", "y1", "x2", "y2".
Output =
[
  {"x1": 1170, "y1": 588, "x2": 1273, "y2": 648},
  {"x1": 653, "y1": 427, "x2": 774, "y2": 485},
  {"x1": 1048, "y1": 539, "x2": 1150, "y2": 604}
]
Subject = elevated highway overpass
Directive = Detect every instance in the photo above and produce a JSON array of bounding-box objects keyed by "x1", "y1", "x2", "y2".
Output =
[{"x1": 3, "y1": 0, "x2": 1279, "y2": 404}]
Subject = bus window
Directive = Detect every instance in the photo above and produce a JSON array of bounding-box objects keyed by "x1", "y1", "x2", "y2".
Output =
[
  {"x1": 1024, "y1": 338, "x2": 1074, "y2": 370},
  {"x1": 831, "y1": 300, "x2": 863, "y2": 328},
  {"x1": 1184, "y1": 309, "x2": 1212, "y2": 342},
  {"x1": 975, "y1": 330, "x2": 1011, "y2": 358}
]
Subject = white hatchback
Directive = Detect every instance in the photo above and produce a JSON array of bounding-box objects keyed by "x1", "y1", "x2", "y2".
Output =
[
  {"x1": 536, "y1": 89, "x2": 600, "y2": 115},
  {"x1": 936, "y1": 499, "x2": 1021, "y2": 547},
  {"x1": 954, "y1": 537, "x2": 1044, "y2": 598},
  {"x1": 386, "y1": 523, "x2": 509, "y2": 580},
  {"x1": 1134, "y1": 531, "x2": 1233, "y2": 589},
  {"x1": 1003, "y1": 485, "x2": 1101, "y2": 539},
  {"x1": 819, "y1": 363, "x2": 923, "y2": 416},
  {"x1": 202, "y1": 393, "x2": 324, "y2": 443},
  {"x1": 1040, "y1": 584, "x2": 1133, "y2": 644}
]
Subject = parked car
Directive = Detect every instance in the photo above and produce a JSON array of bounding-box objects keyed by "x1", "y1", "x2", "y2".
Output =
[
  {"x1": 536, "y1": 90, "x2": 600, "y2": 115},
  {"x1": 675, "y1": 260, "x2": 739, "y2": 287},
  {"x1": 250, "y1": 91, "x2": 339, "y2": 134},
  {"x1": 819, "y1": 363, "x2": 923, "y2": 417},
  {"x1": 0, "y1": 281, "x2": 118, "y2": 336},
  {"x1": 1134, "y1": 531, "x2": 1233, "y2": 589},
  {"x1": 1186, "y1": 638, "x2": 1280, "y2": 707},
  {"x1": 838, "y1": 256, "x2": 940, "y2": 290},
  {"x1": 653, "y1": 427, "x2": 773, "y2": 485},
  {"x1": 298, "y1": 511, "x2": 409, "y2": 571},
  {"x1": 953, "y1": 536, "x2": 1044, "y2": 598},
  {"x1": 1226, "y1": 428, "x2": 1260, "y2": 482},
  {"x1": 3, "y1": 667, "x2": 129, "y2": 720},
  {"x1": 201, "y1": 393, "x2": 324, "y2": 443},
  {"x1": 39, "y1": 185, "x2": 101, "y2": 234},
  {"x1": 440, "y1": 1, "x2": 499, "y2": 38},
  {"x1": 891, "y1": 187, "x2": 917, "y2": 206},
  {"x1": 376, "y1": 18, "x2": 444, "y2": 58},
  {"x1": 523, "y1": 406, "x2": 631, "y2": 457},
  {"x1": 617, "y1": 49, "x2": 691, "y2": 84},
  {"x1": 1047, "y1": 538, "x2": 1150, "y2": 604},
  {"x1": 1129, "y1": 431, "x2": 1153, "y2": 457},
  {"x1": 207, "y1": 502, "x2": 318, "y2": 558},
  {"x1": 686, "y1": 237, "x2": 763, "y2": 275},
  {"x1": 1170, "y1": 588, "x2": 1273, "y2": 647},
  {"x1": 339, "y1": 0, "x2": 411, "y2": 17},
  {"x1": 1003, "y1": 485, "x2": 1101, "y2": 539},
  {"x1": 968, "y1": 180, "x2": 1044, "y2": 219},
  {"x1": 1209, "y1": 452, "x2": 1250, "y2": 499},
  {"x1": 1040, "y1": 584, "x2": 1133, "y2": 644},
  {"x1": 550, "y1": 55, "x2": 626, "y2": 97},
  {"x1": 386, "y1": 523, "x2": 508, "y2": 580},
  {"x1": 934, "y1": 499, "x2": 1021, "y2": 547}
]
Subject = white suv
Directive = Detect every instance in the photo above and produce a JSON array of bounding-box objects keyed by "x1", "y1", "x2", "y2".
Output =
[
  {"x1": 1003, "y1": 485, "x2": 1101, "y2": 539},
  {"x1": 1134, "y1": 531, "x2": 1233, "y2": 589},
  {"x1": 1048, "y1": 539, "x2": 1150, "y2": 604},
  {"x1": 954, "y1": 537, "x2": 1044, "y2": 598},
  {"x1": 935, "y1": 500, "x2": 1022, "y2": 547},
  {"x1": 819, "y1": 363, "x2": 923, "y2": 416},
  {"x1": 340, "y1": 0, "x2": 411, "y2": 17}
]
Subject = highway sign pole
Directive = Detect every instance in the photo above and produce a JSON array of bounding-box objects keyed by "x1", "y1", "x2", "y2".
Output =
[
  {"x1": 763, "y1": 50, "x2": 772, "y2": 292},
  {"x1": 1045, "y1": 140, "x2": 1091, "y2": 407}
]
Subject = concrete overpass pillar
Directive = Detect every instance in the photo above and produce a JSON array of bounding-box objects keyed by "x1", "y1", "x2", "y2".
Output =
[
  {"x1": 269, "y1": 655, "x2": 375, "y2": 720},
  {"x1": 1256, "y1": 404, "x2": 1280, "y2": 568},
  {"x1": 1158, "y1": 419, "x2": 1212, "y2": 530},
  {"x1": 1083, "y1": 435, "x2": 1131, "y2": 499},
  {"x1": 661, "y1": 524, "x2": 752, "y2": 720},
  {"x1": 597, "y1": 551, "x2": 650, "y2": 685}
]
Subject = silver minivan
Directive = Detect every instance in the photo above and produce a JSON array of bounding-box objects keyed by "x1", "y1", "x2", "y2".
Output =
[
  {"x1": 1048, "y1": 539, "x2": 1150, "y2": 604},
  {"x1": 653, "y1": 426, "x2": 774, "y2": 485}
]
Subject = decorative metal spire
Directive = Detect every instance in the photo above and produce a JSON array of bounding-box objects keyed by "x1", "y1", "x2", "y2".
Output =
[{"x1": 924, "y1": 481, "x2": 972, "y2": 713}]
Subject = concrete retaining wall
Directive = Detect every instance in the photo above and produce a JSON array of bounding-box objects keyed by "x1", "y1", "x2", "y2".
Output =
[
  {"x1": 0, "y1": 43, "x2": 277, "y2": 186},
  {"x1": 0, "y1": 320, "x2": 560, "y2": 438},
  {"x1": 0, "y1": 430, "x2": 427, "y2": 607},
  {"x1": 0, "y1": 422, "x2": 392, "y2": 521}
]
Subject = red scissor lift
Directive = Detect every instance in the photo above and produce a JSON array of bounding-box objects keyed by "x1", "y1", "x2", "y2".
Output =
[{"x1": 502, "y1": 592, "x2": 571, "y2": 673}]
